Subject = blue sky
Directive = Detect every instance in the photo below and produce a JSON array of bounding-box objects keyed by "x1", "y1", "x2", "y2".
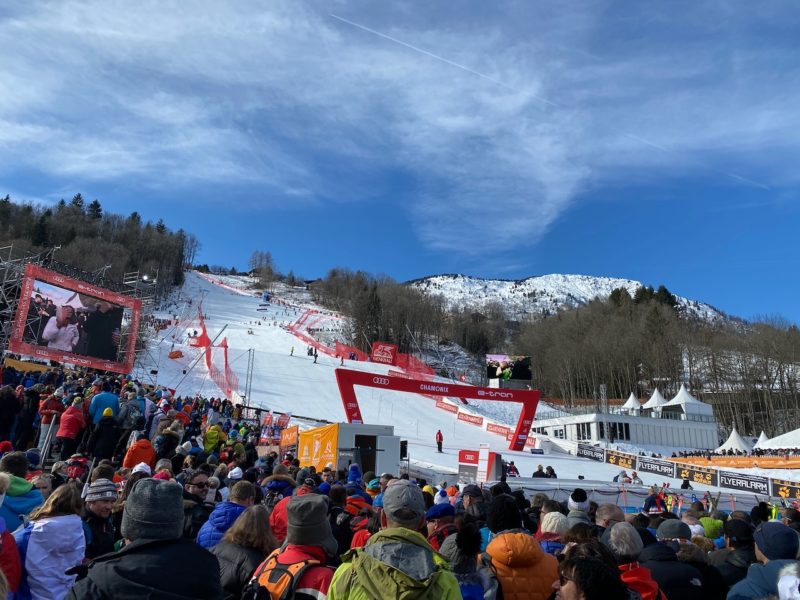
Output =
[{"x1": 1, "y1": 1, "x2": 798, "y2": 322}]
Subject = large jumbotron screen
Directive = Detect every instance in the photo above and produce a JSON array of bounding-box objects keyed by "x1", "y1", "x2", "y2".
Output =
[
  {"x1": 486, "y1": 354, "x2": 533, "y2": 381},
  {"x1": 8, "y1": 264, "x2": 142, "y2": 374}
]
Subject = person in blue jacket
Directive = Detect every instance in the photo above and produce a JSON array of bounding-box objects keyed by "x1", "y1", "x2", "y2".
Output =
[
  {"x1": 0, "y1": 452, "x2": 43, "y2": 532},
  {"x1": 728, "y1": 522, "x2": 800, "y2": 600},
  {"x1": 196, "y1": 481, "x2": 255, "y2": 549},
  {"x1": 88, "y1": 381, "x2": 120, "y2": 425}
]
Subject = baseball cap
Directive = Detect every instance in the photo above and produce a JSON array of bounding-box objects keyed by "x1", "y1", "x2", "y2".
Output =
[{"x1": 382, "y1": 480, "x2": 425, "y2": 525}]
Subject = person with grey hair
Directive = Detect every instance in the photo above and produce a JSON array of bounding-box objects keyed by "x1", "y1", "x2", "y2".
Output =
[
  {"x1": 595, "y1": 503, "x2": 625, "y2": 536},
  {"x1": 638, "y1": 519, "x2": 705, "y2": 600},
  {"x1": 601, "y1": 522, "x2": 664, "y2": 600},
  {"x1": 328, "y1": 479, "x2": 461, "y2": 599},
  {"x1": 67, "y1": 479, "x2": 222, "y2": 599}
]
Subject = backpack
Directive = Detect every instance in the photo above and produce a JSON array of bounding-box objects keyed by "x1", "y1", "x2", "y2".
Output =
[
  {"x1": 241, "y1": 549, "x2": 329, "y2": 600},
  {"x1": 122, "y1": 402, "x2": 143, "y2": 430},
  {"x1": 263, "y1": 489, "x2": 285, "y2": 514}
]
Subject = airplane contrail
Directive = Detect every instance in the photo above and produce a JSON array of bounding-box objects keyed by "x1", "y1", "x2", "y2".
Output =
[
  {"x1": 330, "y1": 13, "x2": 770, "y2": 191},
  {"x1": 329, "y1": 13, "x2": 559, "y2": 108}
]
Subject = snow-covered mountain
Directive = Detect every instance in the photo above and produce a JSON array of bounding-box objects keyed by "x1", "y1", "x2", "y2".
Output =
[{"x1": 408, "y1": 273, "x2": 726, "y2": 322}]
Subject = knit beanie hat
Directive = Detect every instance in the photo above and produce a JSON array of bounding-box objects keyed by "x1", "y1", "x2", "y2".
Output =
[
  {"x1": 487, "y1": 494, "x2": 522, "y2": 534},
  {"x1": 540, "y1": 511, "x2": 569, "y2": 535},
  {"x1": 121, "y1": 479, "x2": 183, "y2": 541},
  {"x1": 25, "y1": 450, "x2": 41, "y2": 468},
  {"x1": 347, "y1": 464, "x2": 362, "y2": 484},
  {"x1": 434, "y1": 489, "x2": 449, "y2": 505},
  {"x1": 272, "y1": 463, "x2": 289, "y2": 476},
  {"x1": 754, "y1": 522, "x2": 800, "y2": 560},
  {"x1": 228, "y1": 467, "x2": 243, "y2": 480},
  {"x1": 86, "y1": 478, "x2": 118, "y2": 502},
  {"x1": 439, "y1": 523, "x2": 482, "y2": 575},
  {"x1": 286, "y1": 494, "x2": 337, "y2": 556},
  {"x1": 568, "y1": 488, "x2": 590, "y2": 512},
  {"x1": 176, "y1": 442, "x2": 192, "y2": 456}
]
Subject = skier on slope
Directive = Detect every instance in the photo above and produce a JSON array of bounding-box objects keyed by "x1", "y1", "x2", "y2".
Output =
[
  {"x1": 290, "y1": 346, "x2": 294, "y2": 356},
  {"x1": 436, "y1": 430, "x2": 443, "y2": 453}
]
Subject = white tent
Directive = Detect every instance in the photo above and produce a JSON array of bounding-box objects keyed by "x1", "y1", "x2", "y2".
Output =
[
  {"x1": 662, "y1": 384, "x2": 714, "y2": 416},
  {"x1": 754, "y1": 427, "x2": 800, "y2": 450},
  {"x1": 716, "y1": 427, "x2": 753, "y2": 453},
  {"x1": 642, "y1": 388, "x2": 667, "y2": 410},
  {"x1": 752, "y1": 431, "x2": 770, "y2": 449},
  {"x1": 622, "y1": 393, "x2": 641, "y2": 414}
]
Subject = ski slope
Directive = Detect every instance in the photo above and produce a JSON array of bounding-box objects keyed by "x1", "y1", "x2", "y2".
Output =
[{"x1": 135, "y1": 272, "x2": 775, "y2": 490}]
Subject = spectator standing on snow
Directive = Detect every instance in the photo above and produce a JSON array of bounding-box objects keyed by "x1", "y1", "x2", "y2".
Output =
[{"x1": 436, "y1": 430, "x2": 443, "y2": 453}]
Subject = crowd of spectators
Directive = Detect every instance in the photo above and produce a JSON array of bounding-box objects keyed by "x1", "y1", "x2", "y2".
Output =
[{"x1": 0, "y1": 365, "x2": 797, "y2": 598}]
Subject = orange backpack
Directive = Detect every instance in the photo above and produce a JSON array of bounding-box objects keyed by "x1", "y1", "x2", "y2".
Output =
[{"x1": 242, "y1": 549, "x2": 328, "y2": 600}]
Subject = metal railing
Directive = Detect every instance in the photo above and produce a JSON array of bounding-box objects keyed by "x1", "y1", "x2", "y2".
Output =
[{"x1": 39, "y1": 413, "x2": 59, "y2": 462}]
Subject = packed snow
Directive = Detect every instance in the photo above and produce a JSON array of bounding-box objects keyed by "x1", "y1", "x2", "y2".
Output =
[{"x1": 135, "y1": 271, "x2": 783, "y2": 492}]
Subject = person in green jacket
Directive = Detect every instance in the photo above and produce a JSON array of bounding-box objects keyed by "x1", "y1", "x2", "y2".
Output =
[{"x1": 328, "y1": 479, "x2": 461, "y2": 600}]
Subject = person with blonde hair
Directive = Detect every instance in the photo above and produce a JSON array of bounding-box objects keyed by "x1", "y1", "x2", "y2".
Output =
[
  {"x1": 14, "y1": 482, "x2": 85, "y2": 599},
  {"x1": 212, "y1": 504, "x2": 277, "y2": 600}
]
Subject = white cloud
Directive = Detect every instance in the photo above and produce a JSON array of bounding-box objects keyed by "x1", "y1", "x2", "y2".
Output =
[{"x1": 0, "y1": 1, "x2": 796, "y2": 254}]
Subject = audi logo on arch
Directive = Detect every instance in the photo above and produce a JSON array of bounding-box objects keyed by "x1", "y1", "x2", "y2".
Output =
[
  {"x1": 346, "y1": 403, "x2": 359, "y2": 409},
  {"x1": 373, "y1": 377, "x2": 389, "y2": 386}
]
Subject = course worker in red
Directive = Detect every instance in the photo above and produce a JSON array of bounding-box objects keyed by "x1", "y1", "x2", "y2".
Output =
[{"x1": 436, "y1": 430, "x2": 443, "y2": 453}]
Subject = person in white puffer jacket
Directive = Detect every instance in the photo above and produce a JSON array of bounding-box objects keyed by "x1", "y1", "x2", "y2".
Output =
[{"x1": 14, "y1": 482, "x2": 86, "y2": 600}]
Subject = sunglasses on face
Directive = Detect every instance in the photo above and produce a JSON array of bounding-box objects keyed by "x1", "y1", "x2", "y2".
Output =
[{"x1": 189, "y1": 481, "x2": 209, "y2": 489}]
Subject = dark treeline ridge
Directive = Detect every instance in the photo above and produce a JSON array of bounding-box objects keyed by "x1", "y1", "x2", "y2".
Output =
[
  {"x1": 514, "y1": 287, "x2": 800, "y2": 437},
  {"x1": 0, "y1": 194, "x2": 200, "y2": 294},
  {"x1": 309, "y1": 268, "x2": 506, "y2": 356}
]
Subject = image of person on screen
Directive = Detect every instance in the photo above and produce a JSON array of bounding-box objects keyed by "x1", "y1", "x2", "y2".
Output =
[
  {"x1": 42, "y1": 305, "x2": 79, "y2": 351},
  {"x1": 27, "y1": 293, "x2": 50, "y2": 344},
  {"x1": 82, "y1": 301, "x2": 122, "y2": 361}
]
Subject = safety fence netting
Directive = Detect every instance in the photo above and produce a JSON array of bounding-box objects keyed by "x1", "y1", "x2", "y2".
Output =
[{"x1": 185, "y1": 305, "x2": 239, "y2": 400}]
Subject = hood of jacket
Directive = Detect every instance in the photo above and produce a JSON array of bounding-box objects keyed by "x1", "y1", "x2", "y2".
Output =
[
  {"x1": 486, "y1": 530, "x2": 546, "y2": 568},
  {"x1": 131, "y1": 438, "x2": 153, "y2": 451},
  {"x1": 7, "y1": 473, "x2": 35, "y2": 497},
  {"x1": 338, "y1": 527, "x2": 450, "y2": 600},
  {"x1": 22, "y1": 513, "x2": 85, "y2": 560},
  {"x1": 729, "y1": 559, "x2": 798, "y2": 600},
  {"x1": 639, "y1": 541, "x2": 679, "y2": 563},
  {"x1": 264, "y1": 474, "x2": 296, "y2": 490}
]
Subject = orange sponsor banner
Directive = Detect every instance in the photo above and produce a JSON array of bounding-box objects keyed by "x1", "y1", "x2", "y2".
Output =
[
  {"x1": 279, "y1": 425, "x2": 298, "y2": 449},
  {"x1": 298, "y1": 424, "x2": 339, "y2": 471}
]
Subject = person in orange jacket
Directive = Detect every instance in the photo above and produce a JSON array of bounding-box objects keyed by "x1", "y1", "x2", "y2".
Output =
[{"x1": 122, "y1": 432, "x2": 156, "y2": 470}]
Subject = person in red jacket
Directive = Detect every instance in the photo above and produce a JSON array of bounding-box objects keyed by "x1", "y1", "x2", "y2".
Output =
[
  {"x1": 56, "y1": 397, "x2": 85, "y2": 461},
  {"x1": 436, "y1": 430, "x2": 443, "y2": 453},
  {"x1": 122, "y1": 432, "x2": 157, "y2": 470},
  {"x1": 38, "y1": 389, "x2": 66, "y2": 454},
  {"x1": 249, "y1": 494, "x2": 335, "y2": 598},
  {"x1": 602, "y1": 521, "x2": 666, "y2": 600},
  {"x1": 269, "y1": 483, "x2": 312, "y2": 543}
]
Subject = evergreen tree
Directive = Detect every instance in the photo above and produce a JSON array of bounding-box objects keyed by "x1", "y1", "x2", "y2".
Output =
[
  {"x1": 30, "y1": 215, "x2": 48, "y2": 246},
  {"x1": 70, "y1": 193, "x2": 84, "y2": 211},
  {"x1": 87, "y1": 199, "x2": 103, "y2": 219}
]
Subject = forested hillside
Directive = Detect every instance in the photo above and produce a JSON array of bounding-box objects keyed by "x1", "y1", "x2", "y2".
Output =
[{"x1": 0, "y1": 194, "x2": 198, "y2": 295}]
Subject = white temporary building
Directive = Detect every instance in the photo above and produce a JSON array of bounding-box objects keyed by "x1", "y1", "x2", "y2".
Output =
[
  {"x1": 621, "y1": 393, "x2": 641, "y2": 415},
  {"x1": 716, "y1": 427, "x2": 753, "y2": 453},
  {"x1": 753, "y1": 427, "x2": 800, "y2": 450},
  {"x1": 662, "y1": 384, "x2": 715, "y2": 417},
  {"x1": 752, "y1": 431, "x2": 770, "y2": 449},
  {"x1": 642, "y1": 388, "x2": 667, "y2": 410}
]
